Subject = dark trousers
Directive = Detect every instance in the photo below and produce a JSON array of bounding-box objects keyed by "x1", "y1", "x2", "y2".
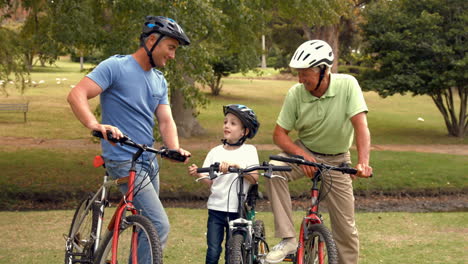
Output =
[{"x1": 206, "y1": 209, "x2": 239, "y2": 264}]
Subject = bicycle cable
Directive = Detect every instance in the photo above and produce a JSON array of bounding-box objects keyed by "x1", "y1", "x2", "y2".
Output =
[
  {"x1": 224, "y1": 164, "x2": 259, "y2": 223},
  {"x1": 316, "y1": 167, "x2": 334, "y2": 206},
  {"x1": 128, "y1": 154, "x2": 160, "y2": 199}
]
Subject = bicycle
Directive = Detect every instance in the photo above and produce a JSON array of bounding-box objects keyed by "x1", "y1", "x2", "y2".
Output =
[
  {"x1": 64, "y1": 130, "x2": 188, "y2": 264},
  {"x1": 196, "y1": 161, "x2": 291, "y2": 264},
  {"x1": 269, "y1": 154, "x2": 361, "y2": 264}
]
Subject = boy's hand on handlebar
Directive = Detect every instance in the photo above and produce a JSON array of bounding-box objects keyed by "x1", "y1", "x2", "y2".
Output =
[
  {"x1": 188, "y1": 164, "x2": 199, "y2": 178},
  {"x1": 219, "y1": 161, "x2": 239, "y2": 173},
  {"x1": 353, "y1": 163, "x2": 373, "y2": 179}
]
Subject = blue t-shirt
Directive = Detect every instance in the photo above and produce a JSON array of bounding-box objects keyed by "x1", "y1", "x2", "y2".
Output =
[{"x1": 87, "y1": 55, "x2": 169, "y2": 160}]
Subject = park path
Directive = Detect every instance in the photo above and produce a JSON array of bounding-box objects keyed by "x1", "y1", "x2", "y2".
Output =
[{"x1": 0, "y1": 136, "x2": 467, "y2": 155}]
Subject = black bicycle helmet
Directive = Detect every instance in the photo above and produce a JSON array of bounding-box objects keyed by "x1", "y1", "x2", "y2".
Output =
[
  {"x1": 140, "y1": 16, "x2": 190, "y2": 67},
  {"x1": 141, "y1": 16, "x2": 190, "y2": 45},
  {"x1": 222, "y1": 104, "x2": 260, "y2": 146}
]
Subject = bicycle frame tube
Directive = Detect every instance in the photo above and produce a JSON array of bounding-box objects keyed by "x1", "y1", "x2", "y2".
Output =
[
  {"x1": 296, "y1": 171, "x2": 323, "y2": 264},
  {"x1": 109, "y1": 161, "x2": 139, "y2": 264},
  {"x1": 93, "y1": 174, "x2": 109, "y2": 253}
]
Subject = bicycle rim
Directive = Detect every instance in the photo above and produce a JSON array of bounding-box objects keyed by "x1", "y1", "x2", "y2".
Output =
[
  {"x1": 65, "y1": 195, "x2": 99, "y2": 264},
  {"x1": 94, "y1": 215, "x2": 162, "y2": 264}
]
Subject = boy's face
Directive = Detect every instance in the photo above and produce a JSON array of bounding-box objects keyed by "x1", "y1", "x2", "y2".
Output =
[{"x1": 223, "y1": 113, "x2": 246, "y2": 144}]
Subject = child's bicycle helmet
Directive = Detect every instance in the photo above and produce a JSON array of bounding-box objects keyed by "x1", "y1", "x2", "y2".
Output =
[
  {"x1": 140, "y1": 16, "x2": 190, "y2": 67},
  {"x1": 223, "y1": 104, "x2": 260, "y2": 146}
]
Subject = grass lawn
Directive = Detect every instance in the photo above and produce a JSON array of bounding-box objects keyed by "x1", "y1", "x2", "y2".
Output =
[
  {"x1": 0, "y1": 147, "x2": 466, "y2": 210},
  {"x1": 0, "y1": 209, "x2": 465, "y2": 264}
]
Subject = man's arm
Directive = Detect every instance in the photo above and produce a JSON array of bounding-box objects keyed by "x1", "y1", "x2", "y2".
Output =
[
  {"x1": 273, "y1": 124, "x2": 317, "y2": 177},
  {"x1": 67, "y1": 76, "x2": 123, "y2": 140},
  {"x1": 350, "y1": 112, "x2": 372, "y2": 178},
  {"x1": 155, "y1": 104, "x2": 191, "y2": 158}
]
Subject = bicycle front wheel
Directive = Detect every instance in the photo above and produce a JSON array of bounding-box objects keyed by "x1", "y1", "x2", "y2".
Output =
[
  {"x1": 228, "y1": 232, "x2": 251, "y2": 264},
  {"x1": 65, "y1": 194, "x2": 99, "y2": 264},
  {"x1": 302, "y1": 224, "x2": 338, "y2": 264},
  {"x1": 94, "y1": 214, "x2": 162, "y2": 264}
]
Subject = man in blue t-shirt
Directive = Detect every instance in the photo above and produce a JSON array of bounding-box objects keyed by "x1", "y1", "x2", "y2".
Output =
[{"x1": 67, "y1": 16, "x2": 191, "y2": 259}]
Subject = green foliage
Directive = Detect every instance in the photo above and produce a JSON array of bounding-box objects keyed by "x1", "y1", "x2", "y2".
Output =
[
  {"x1": 268, "y1": 0, "x2": 353, "y2": 70},
  {"x1": 0, "y1": 27, "x2": 28, "y2": 96},
  {"x1": 207, "y1": 55, "x2": 240, "y2": 95},
  {"x1": 19, "y1": 0, "x2": 61, "y2": 68},
  {"x1": 360, "y1": 0, "x2": 467, "y2": 137}
]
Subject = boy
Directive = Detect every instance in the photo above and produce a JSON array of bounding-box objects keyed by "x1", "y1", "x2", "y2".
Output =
[{"x1": 188, "y1": 104, "x2": 260, "y2": 264}]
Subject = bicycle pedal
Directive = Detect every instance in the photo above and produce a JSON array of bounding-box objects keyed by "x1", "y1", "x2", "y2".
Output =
[{"x1": 283, "y1": 253, "x2": 296, "y2": 262}]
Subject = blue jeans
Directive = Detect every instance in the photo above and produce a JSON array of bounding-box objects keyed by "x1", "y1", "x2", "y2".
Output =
[
  {"x1": 105, "y1": 154, "x2": 169, "y2": 263},
  {"x1": 206, "y1": 209, "x2": 239, "y2": 264}
]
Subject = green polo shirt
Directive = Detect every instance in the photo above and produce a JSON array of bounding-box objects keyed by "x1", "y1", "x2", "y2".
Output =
[{"x1": 277, "y1": 73, "x2": 368, "y2": 154}]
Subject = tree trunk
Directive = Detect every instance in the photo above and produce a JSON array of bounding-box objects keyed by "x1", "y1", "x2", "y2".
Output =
[
  {"x1": 80, "y1": 56, "x2": 84, "y2": 72},
  {"x1": 302, "y1": 23, "x2": 340, "y2": 73},
  {"x1": 170, "y1": 87, "x2": 206, "y2": 138},
  {"x1": 261, "y1": 34, "x2": 267, "y2": 69},
  {"x1": 431, "y1": 87, "x2": 467, "y2": 138}
]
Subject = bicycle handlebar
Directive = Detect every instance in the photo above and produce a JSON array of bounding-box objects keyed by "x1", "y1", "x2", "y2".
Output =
[
  {"x1": 92, "y1": 130, "x2": 189, "y2": 162},
  {"x1": 269, "y1": 154, "x2": 359, "y2": 175},
  {"x1": 196, "y1": 161, "x2": 291, "y2": 180}
]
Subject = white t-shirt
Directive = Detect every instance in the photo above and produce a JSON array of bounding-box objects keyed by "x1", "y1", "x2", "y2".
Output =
[{"x1": 202, "y1": 144, "x2": 259, "y2": 212}]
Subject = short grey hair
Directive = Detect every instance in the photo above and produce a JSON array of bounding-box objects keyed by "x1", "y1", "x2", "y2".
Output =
[{"x1": 141, "y1": 33, "x2": 167, "y2": 47}]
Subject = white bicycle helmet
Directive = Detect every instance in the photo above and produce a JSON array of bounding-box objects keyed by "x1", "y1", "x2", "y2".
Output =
[{"x1": 289, "y1": 40, "x2": 334, "y2": 69}]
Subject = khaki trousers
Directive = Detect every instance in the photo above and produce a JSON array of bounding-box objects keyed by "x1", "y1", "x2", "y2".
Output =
[{"x1": 265, "y1": 140, "x2": 359, "y2": 264}]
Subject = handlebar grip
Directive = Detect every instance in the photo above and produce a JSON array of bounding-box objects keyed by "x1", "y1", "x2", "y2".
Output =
[
  {"x1": 161, "y1": 149, "x2": 189, "y2": 162},
  {"x1": 343, "y1": 168, "x2": 358, "y2": 175},
  {"x1": 92, "y1": 130, "x2": 118, "y2": 143},
  {"x1": 272, "y1": 166, "x2": 292, "y2": 172},
  {"x1": 269, "y1": 155, "x2": 298, "y2": 164},
  {"x1": 196, "y1": 167, "x2": 213, "y2": 173}
]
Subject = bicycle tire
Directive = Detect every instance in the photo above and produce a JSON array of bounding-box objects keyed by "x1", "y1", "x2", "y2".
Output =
[
  {"x1": 65, "y1": 194, "x2": 100, "y2": 264},
  {"x1": 253, "y1": 220, "x2": 268, "y2": 264},
  {"x1": 228, "y1": 232, "x2": 251, "y2": 264},
  {"x1": 94, "y1": 214, "x2": 162, "y2": 264},
  {"x1": 302, "y1": 224, "x2": 338, "y2": 264}
]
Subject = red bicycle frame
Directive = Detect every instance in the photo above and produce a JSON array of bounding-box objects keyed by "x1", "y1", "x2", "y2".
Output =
[
  {"x1": 296, "y1": 179, "x2": 323, "y2": 264},
  {"x1": 107, "y1": 156, "x2": 141, "y2": 264}
]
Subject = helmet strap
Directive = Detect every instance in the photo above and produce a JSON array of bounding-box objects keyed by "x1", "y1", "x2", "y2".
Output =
[
  {"x1": 221, "y1": 136, "x2": 246, "y2": 147},
  {"x1": 140, "y1": 34, "x2": 165, "y2": 68},
  {"x1": 315, "y1": 65, "x2": 327, "y2": 90}
]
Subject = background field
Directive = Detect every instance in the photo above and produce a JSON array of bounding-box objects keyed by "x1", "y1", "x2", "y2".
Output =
[{"x1": 0, "y1": 59, "x2": 466, "y2": 209}]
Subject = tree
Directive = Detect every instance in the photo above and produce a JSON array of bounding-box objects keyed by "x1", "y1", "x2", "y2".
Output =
[
  {"x1": 267, "y1": 0, "x2": 358, "y2": 72},
  {"x1": 0, "y1": 1, "x2": 29, "y2": 96},
  {"x1": 48, "y1": 0, "x2": 102, "y2": 71},
  {"x1": 360, "y1": 0, "x2": 467, "y2": 138},
  {"x1": 207, "y1": 55, "x2": 240, "y2": 96},
  {"x1": 18, "y1": 0, "x2": 61, "y2": 70}
]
